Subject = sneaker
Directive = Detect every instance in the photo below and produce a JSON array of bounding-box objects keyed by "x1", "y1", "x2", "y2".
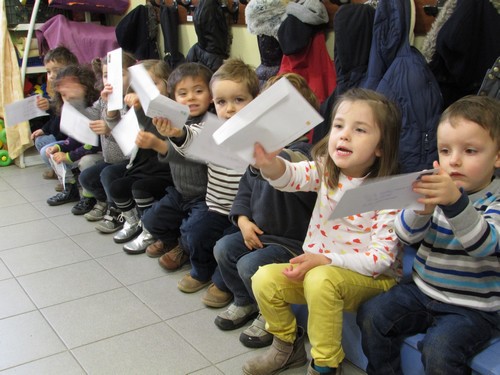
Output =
[
  {"x1": 122, "y1": 228, "x2": 155, "y2": 255},
  {"x1": 240, "y1": 314, "x2": 273, "y2": 348},
  {"x1": 95, "y1": 208, "x2": 124, "y2": 234},
  {"x1": 158, "y1": 245, "x2": 189, "y2": 271},
  {"x1": 84, "y1": 201, "x2": 108, "y2": 221},
  {"x1": 177, "y1": 273, "x2": 210, "y2": 293},
  {"x1": 214, "y1": 303, "x2": 259, "y2": 331},
  {"x1": 71, "y1": 197, "x2": 96, "y2": 215},
  {"x1": 54, "y1": 182, "x2": 63, "y2": 192},
  {"x1": 201, "y1": 283, "x2": 233, "y2": 308},
  {"x1": 46, "y1": 183, "x2": 80, "y2": 206},
  {"x1": 42, "y1": 169, "x2": 57, "y2": 179}
]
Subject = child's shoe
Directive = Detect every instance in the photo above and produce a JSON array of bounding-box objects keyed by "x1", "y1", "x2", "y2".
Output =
[
  {"x1": 71, "y1": 197, "x2": 96, "y2": 215},
  {"x1": 145, "y1": 240, "x2": 177, "y2": 258},
  {"x1": 240, "y1": 314, "x2": 273, "y2": 348},
  {"x1": 158, "y1": 245, "x2": 189, "y2": 270},
  {"x1": 46, "y1": 183, "x2": 80, "y2": 206},
  {"x1": 201, "y1": 283, "x2": 233, "y2": 308},
  {"x1": 177, "y1": 273, "x2": 210, "y2": 293},
  {"x1": 122, "y1": 228, "x2": 155, "y2": 254},
  {"x1": 306, "y1": 360, "x2": 342, "y2": 375},
  {"x1": 242, "y1": 326, "x2": 307, "y2": 375},
  {"x1": 113, "y1": 208, "x2": 141, "y2": 243},
  {"x1": 42, "y1": 169, "x2": 57, "y2": 179},
  {"x1": 214, "y1": 302, "x2": 258, "y2": 330},
  {"x1": 95, "y1": 207, "x2": 124, "y2": 234},
  {"x1": 84, "y1": 201, "x2": 108, "y2": 221},
  {"x1": 54, "y1": 182, "x2": 64, "y2": 192}
]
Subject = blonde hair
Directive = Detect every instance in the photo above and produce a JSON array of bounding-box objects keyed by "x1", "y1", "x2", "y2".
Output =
[
  {"x1": 263, "y1": 73, "x2": 319, "y2": 110},
  {"x1": 313, "y1": 88, "x2": 401, "y2": 188},
  {"x1": 210, "y1": 58, "x2": 260, "y2": 99}
]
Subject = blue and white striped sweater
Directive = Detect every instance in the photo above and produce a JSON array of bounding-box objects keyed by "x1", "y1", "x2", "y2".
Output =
[{"x1": 395, "y1": 178, "x2": 500, "y2": 312}]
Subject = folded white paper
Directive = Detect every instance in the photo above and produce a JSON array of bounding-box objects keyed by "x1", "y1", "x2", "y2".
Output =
[
  {"x1": 212, "y1": 78, "x2": 323, "y2": 164},
  {"x1": 111, "y1": 108, "x2": 140, "y2": 157},
  {"x1": 106, "y1": 47, "x2": 123, "y2": 111},
  {"x1": 4, "y1": 95, "x2": 48, "y2": 127},
  {"x1": 60, "y1": 102, "x2": 99, "y2": 146},
  {"x1": 185, "y1": 112, "x2": 248, "y2": 171},
  {"x1": 330, "y1": 169, "x2": 438, "y2": 219},
  {"x1": 49, "y1": 154, "x2": 67, "y2": 190},
  {"x1": 128, "y1": 64, "x2": 189, "y2": 129}
]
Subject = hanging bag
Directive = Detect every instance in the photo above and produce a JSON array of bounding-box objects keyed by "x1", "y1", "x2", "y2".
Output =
[{"x1": 48, "y1": 0, "x2": 130, "y2": 15}]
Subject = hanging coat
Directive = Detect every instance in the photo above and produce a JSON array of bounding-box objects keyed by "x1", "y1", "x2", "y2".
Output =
[{"x1": 160, "y1": 4, "x2": 185, "y2": 70}]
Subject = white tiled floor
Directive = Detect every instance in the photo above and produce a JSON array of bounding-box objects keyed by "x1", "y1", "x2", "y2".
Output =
[{"x1": 0, "y1": 163, "x2": 367, "y2": 375}]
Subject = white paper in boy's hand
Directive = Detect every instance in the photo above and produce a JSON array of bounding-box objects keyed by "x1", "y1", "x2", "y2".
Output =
[
  {"x1": 330, "y1": 169, "x2": 439, "y2": 220},
  {"x1": 128, "y1": 64, "x2": 189, "y2": 129},
  {"x1": 48, "y1": 154, "x2": 66, "y2": 190},
  {"x1": 106, "y1": 47, "x2": 123, "y2": 111},
  {"x1": 60, "y1": 102, "x2": 99, "y2": 146},
  {"x1": 185, "y1": 112, "x2": 248, "y2": 171},
  {"x1": 111, "y1": 108, "x2": 140, "y2": 157},
  {"x1": 212, "y1": 78, "x2": 323, "y2": 164},
  {"x1": 4, "y1": 95, "x2": 48, "y2": 127}
]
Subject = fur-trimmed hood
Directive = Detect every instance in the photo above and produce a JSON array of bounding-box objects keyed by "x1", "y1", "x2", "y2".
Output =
[{"x1": 245, "y1": 0, "x2": 288, "y2": 38}]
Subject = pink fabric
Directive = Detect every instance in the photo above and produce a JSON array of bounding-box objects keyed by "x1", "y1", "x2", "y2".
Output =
[{"x1": 36, "y1": 14, "x2": 119, "y2": 63}]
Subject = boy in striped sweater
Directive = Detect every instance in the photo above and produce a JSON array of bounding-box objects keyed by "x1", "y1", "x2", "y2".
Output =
[{"x1": 357, "y1": 95, "x2": 500, "y2": 375}]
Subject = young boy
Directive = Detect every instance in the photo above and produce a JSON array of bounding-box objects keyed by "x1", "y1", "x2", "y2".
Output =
[
  {"x1": 357, "y1": 95, "x2": 500, "y2": 375},
  {"x1": 148, "y1": 59, "x2": 260, "y2": 302},
  {"x1": 31, "y1": 46, "x2": 78, "y2": 183},
  {"x1": 212, "y1": 73, "x2": 318, "y2": 347}
]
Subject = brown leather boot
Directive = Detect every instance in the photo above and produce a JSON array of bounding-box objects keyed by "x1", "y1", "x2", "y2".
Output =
[{"x1": 242, "y1": 326, "x2": 307, "y2": 375}]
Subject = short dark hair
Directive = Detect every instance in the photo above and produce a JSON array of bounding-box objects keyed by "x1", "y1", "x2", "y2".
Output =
[
  {"x1": 167, "y1": 62, "x2": 213, "y2": 98},
  {"x1": 43, "y1": 46, "x2": 78, "y2": 66}
]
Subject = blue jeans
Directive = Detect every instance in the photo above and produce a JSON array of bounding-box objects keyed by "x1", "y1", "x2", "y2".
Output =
[
  {"x1": 356, "y1": 282, "x2": 500, "y2": 375},
  {"x1": 36, "y1": 135, "x2": 58, "y2": 168},
  {"x1": 142, "y1": 186, "x2": 223, "y2": 281},
  {"x1": 214, "y1": 231, "x2": 296, "y2": 306}
]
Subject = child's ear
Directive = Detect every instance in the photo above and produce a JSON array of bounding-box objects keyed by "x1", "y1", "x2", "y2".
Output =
[
  {"x1": 375, "y1": 147, "x2": 382, "y2": 158},
  {"x1": 494, "y1": 150, "x2": 500, "y2": 169}
]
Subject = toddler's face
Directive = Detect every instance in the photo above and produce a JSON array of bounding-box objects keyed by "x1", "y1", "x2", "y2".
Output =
[
  {"x1": 56, "y1": 76, "x2": 86, "y2": 105},
  {"x1": 211, "y1": 79, "x2": 254, "y2": 120},
  {"x1": 174, "y1": 76, "x2": 212, "y2": 117},
  {"x1": 45, "y1": 60, "x2": 65, "y2": 84},
  {"x1": 437, "y1": 118, "x2": 500, "y2": 193}
]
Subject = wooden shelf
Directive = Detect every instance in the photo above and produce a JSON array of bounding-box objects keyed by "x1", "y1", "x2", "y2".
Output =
[
  {"x1": 25, "y1": 66, "x2": 45, "y2": 74},
  {"x1": 8, "y1": 23, "x2": 43, "y2": 31}
]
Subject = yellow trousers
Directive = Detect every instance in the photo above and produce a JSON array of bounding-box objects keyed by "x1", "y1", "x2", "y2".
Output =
[{"x1": 251, "y1": 263, "x2": 396, "y2": 368}]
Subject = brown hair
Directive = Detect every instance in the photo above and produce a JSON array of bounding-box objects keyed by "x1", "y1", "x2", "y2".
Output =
[
  {"x1": 43, "y1": 45, "x2": 78, "y2": 66},
  {"x1": 440, "y1": 95, "x2": 500, "y2": 149},
  {"x1": 210, "y1": 58, "x2": 260, "y2": 99},
  {"x1": 263, "y1": 72, "x2": 319, "y2": 110},
  {"x1": 166, "y1": 62, "x2": 212, "y2": 98},
  {"x1": 313, "y1": 88, "x2": 401, "y2": 188}
]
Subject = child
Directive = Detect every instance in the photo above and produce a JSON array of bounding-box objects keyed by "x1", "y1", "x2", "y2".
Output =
[
  {"x1": 31, "y1": 46, "x2": 78, "y2": 182},
  {"x1": 243, "y1": 88, "x2": 403, "y2": 375},
  {"x1": 133, "y1": 62, "x2": 213, "y2": 256},
  {"x1": 75, "y1": 52, "x2": 136, "y2": 219},
  {"x1": 94, "y1": 60, "x2": 174, "y2": 246},
  {"x1": 45, "y1": 65, "x2": 103, "y2": 206},
  {"x1": 212, "y1": 73, "x2": 318, "y2": 346},
  {"x1": 152, "y1": 58, "x2": 259, "y2": 297},
  {"x1": 357, "y1": 95, "x2": 500, "y2": 375}
]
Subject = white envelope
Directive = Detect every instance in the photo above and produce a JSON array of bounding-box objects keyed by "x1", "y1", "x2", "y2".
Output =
[
  {"x1": 185, "y1": 112, "x2": 248, "y2": 171},
  {"x1": 128, "y1": 64, "x2": 189, "y2": 129},
  {"x1": 111, "y1": 108, "x2": 140, "y2": 157},
  {"x1": 330, "y1": 169, "x2": 438, "y2": 219},
  {"x1": 106, "y1": 47, "x2": 123, "y2": 111},
  {"x1": 60, "y1": 102, "x2": 99, "y2": 146},
  {"x1": 212, "y1": 78, "x2": 323, "y2": 164},
  {"x1": 4, "y1": 95, "x2": 48, "y2": 127}
]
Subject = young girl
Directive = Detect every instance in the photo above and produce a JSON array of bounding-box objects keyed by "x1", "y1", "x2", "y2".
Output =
[
  {"x1": 95, "y1": 60, "x2": 174, "y2": 250},
  {"x1": 243, "y1": 88, "x2": 403, "y2": 375},
  {"x1": 45, "y1": 65, "x2": 102, "y2": 206},
  {"x1": 75, "y1": 52, "x2": 136, "y2": 219}
]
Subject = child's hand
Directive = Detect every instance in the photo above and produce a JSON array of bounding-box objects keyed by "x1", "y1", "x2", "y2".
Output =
[
  {"x1": 152, "y1": 117, "x2": 183, "y2": 138},
  {"x1": 283, "y1": 253, "x2": 331, "y2": 281},
  {"x1": 135, "y1": 130, "x2": 158, "y2": 149},
  {"x1": 413, "y1": 161, "x2": 462, "y2": 212},
  {"x1": 31, "y1": 129, "x2": 44, "y2": 140},
  {"x1": 101, "y1": 83, "x2": 113, "y2": 102},
  {"x1": 89, "y1": 120, "x2": 110, "y2": 135},
  {"x1": 36, "y1": 96, "x2": 50, "y2": 111},
  {"x1": 51, "y1": 152, "x2": 67, "y2": 164},
  {"x1": 45, "y1": 145, "x2": 58, "y2": 156},
  {"x1": 124, "y1": 93, "x2": 141, "y2": 109},
  {"x1": 253, "y1": 143, "x2": 285, "y2": 180},
  {"x1": 238, "y1": 216, "x2": 264, "y2": 250}
]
